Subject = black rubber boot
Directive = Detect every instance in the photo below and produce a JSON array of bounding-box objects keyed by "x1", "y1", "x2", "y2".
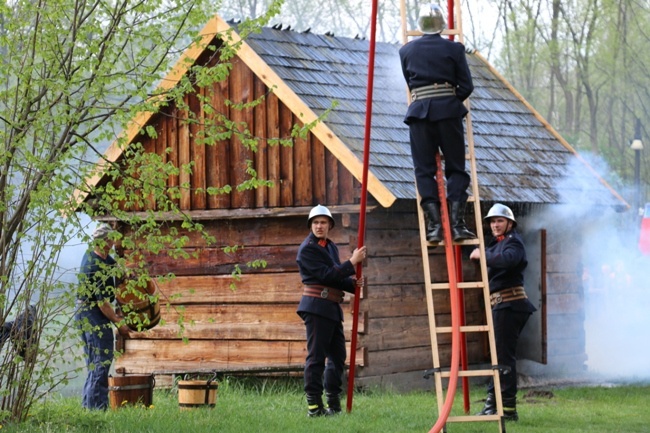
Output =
[
  {"x1": 476, "y1": 392, "x2": 497, "y2": 416},
  {"x1": 422, "y1": 202, "x2": 443, "y2": 243},
  {"x1": 502, "y1": 396, "x2": 519, "y2": 421},
  {"x1": 325, "y1": 392, "x2": 342, "y2": 415},
  {"x1": 306, "y1": 394, "x2": 326, "y2": 417},
  {"x1": 450, "y1": 201, "x2": 476, "y2": 241}
]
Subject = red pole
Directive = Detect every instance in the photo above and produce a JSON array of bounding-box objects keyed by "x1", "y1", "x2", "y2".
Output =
[
  {"x1": 447, "y1": 0, "x2": 455, "y2": 41},
  {"x1": 346, "y1": 0, "x2": 378, "y2": 413},
  {"x1": 455, "y1": 246, "x2": 470, "y2": 413}
]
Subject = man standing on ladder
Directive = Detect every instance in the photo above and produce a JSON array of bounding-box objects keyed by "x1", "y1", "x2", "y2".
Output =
[{"x1": 399, "y1": 3, "x2": 476, "y2": 243}]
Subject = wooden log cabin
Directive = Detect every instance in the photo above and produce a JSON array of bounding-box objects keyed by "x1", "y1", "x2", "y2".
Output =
[{"x1": 74, "y1": 15, "x2": 628, "y2": 390}]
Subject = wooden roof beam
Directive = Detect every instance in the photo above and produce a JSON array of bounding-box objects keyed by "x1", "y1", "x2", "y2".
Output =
[{"x1": 93, "y1": 204, "x2": 377, "y2": 222}]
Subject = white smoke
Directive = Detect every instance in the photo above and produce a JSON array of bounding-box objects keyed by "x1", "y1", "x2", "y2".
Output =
[{"x1": 560, "y1": 153, "x2": 650, "y2": 381}]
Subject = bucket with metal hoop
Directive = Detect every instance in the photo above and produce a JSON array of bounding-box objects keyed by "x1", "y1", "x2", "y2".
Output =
[
  {"x1": 116, "y1": 278, "x2": 161, "y2": 331},
  {"x1": 108, "y1": 374, "x2": 155, "y2": 409},
  {"x1": 177, "y1": 373, "x2": 218, "y2": 410}
]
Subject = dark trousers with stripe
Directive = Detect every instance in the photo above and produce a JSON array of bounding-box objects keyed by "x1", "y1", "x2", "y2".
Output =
[
  {"x1": 408, "y1": 117, "x2": 470, "y2": 205},
  {"x1": 301, "y1": 313, "x2": 346, "y2": 397},
  {"x1": 488, "y1": 307, "x2": 532, "y2": 399}
]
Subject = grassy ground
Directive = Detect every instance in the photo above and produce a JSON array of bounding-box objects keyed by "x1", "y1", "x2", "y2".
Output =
[{"x1": 3, "y1": 378, "x2": 649, "y2": 433}]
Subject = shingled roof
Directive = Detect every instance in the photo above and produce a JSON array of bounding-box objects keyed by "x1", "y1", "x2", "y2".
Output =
[
  {"x1": 242, "y1": 24, "x2": 627, "y2": 208},
  {"x1": 75, "y1": 15, "x2": 627, "y2": 210}
]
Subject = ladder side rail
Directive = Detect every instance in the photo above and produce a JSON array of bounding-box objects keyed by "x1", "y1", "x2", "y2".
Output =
[
  {"x1": 415, "y1": 190, "x2": 446, "y2": 413},
  {"x1": 464, "y1": 102, "x2": 505, "y2": 418},
  {"x1": 402, "y1": 4, "x2": 448, "y2": 417},
  {"x1": 455, "y1": 0, "x2": 504, "y2": 424}
]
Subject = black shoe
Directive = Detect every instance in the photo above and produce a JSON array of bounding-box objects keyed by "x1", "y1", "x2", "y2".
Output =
[
  {"x1": 476, "y1": 393, "x2": 496, "y2": 416},
  {"x1": 325, "y1": 392, "x2": 342, "y2": 415},
  {"x1": 503, "y1": 396, "x2": 518, "y2": 421},
  {"x1": 307, "y1": 394, "x2": 326, "y2": 417},
  {"x1": 308, "y1": 406, "x2": 326, "y2": 417}
]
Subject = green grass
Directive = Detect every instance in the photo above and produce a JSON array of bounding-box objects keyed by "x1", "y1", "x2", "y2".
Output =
[{"x1": 3, "y1": 378, "x2": 650, "y2": 433}]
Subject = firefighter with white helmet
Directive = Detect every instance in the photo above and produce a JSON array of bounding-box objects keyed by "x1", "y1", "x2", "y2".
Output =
[
  {"x1": 399, "y1": 3, "x2": 476, "y2": 243},
  {"x1": 417, "y1": 3, "x2": 446, "y2": 34},
  {"x1": 484, "y1": 202, "x2": 517, "y2": 225},
  {"x1": 296, "y1": 205, "x2": 367, "y2": 416},
  {"x1": 307, "y1": 204, "x2": 335, "y2": 228},
  {"x1": 470, "y1": 204, "x2": 536, "y2": 421}
]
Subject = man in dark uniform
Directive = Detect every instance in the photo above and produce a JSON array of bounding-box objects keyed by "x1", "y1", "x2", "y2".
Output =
[
  {"x1": 75, "y1": 224, "x2": 130, "y2": 410},
  {"x1": 470, "y1": 204, "x2": 537, "y2": 421},
  {"x1": 399, "y1": 3, "x2": 476, "y2": 243},
  {"x1": 296, "y1": 205, "x2": 367, "y2": 417},
  {"x1": 1, "y1": 305, "x2": 36, "y2": 358}
]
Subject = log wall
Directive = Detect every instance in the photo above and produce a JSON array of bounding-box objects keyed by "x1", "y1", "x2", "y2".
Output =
[
  {"x1": 115, "y1": 215, "x2": 356, "y2": 374},
  {"x1": 107, "y1": 50, "x2": 358, "y2": 214}
]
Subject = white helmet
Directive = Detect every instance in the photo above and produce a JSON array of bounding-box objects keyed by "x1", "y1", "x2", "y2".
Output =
[
  {"x1": 484, "y1": 203, "x2": 516, "y2": 226},
  {"x1": 307, "y1": 205, "x2": 335, "y2": 228},
  {"x1": 417, "y1": 4, "x2": 447, "y2": 35}
]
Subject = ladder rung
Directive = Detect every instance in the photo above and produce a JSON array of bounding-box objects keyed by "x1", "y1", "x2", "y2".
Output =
[
  {"x1": 429, "y1": 238, "x2": 480, "y2": 247},
  {"x1": 438, "y1": 368, "x2": 499, "y2": 378},
  {"x1": 437, "y1": 325, "x2": 490, "y2": 334},
  {"x1": 430, "y1": 281, "x2": 485, "y2": 290},
  {"x1": 446, "y1": 414, "x2": 503, "y2": 423},
  {"x1": 406, "y1": 28, "x2": 461, "y2": 37}
]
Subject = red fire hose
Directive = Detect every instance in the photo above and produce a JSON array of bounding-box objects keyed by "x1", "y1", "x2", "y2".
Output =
[{"x1": 428, "y1": 153, "x2": 463, "y2": 433}]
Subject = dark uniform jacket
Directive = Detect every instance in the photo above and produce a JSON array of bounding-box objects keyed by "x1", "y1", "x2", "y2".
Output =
[
  {"x1": 296, "y1": 233, "x2": 356, "y2": 322},
  {"x1": 399, "y1": 33, "x2": 473, "y2": 124},
  {"x1": 78, "y1": 251, "x2": 119, "y2": 319},
  {"x1": 484, "y1": 230, "x2": 537, "y2": 313}
]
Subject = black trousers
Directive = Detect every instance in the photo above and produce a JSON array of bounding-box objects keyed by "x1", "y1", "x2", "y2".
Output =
[
  {"x1": 301, "y1": 313, "x2": 346, "y2": 397},
  {"x1": 488, "y1": 307, "x2": 532, "y2": 399},
  {"x1": 0, "y1": 322, "x2": 12, "y2": 346},
  {"x1": 408, "y1": 117, "x2": 470, "y2": 205}
]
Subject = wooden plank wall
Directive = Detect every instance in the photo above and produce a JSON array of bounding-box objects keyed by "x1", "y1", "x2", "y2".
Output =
[
  {"x1": 114, "y1": 201, "x2": 489, "y2": 390},
  {"x1": 110, "y1": 53, "x2": 357, "y2": 213},
  {"x1": 544, "y1": 228, "x2": 586, "y2": 370},
  {"x1": 346, "y1": 200, "x2": 486, "y2": 392},
  {"x1": 116, "y1": 215, "x2": 357, "y2": 374}
]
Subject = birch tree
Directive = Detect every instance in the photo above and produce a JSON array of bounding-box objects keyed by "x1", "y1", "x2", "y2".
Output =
[
  {"x1": 496, "y1": 0, "x2": 649, "y2": 202},
  {"x1": 0, "y1": 0, "x2": 285, "y2": 422}
]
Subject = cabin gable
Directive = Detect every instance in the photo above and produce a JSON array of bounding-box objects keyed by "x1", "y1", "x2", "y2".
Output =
[{"x1": 105, "y1": 47, "x2": 360, "y2": 214}]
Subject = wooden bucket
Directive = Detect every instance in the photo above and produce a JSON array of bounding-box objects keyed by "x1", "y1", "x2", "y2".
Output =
[
  {"x1": 108, "y1": 374, "x2": 155, "y2": 410},
  {"x1": 178, "y1": 379, "x2": 219, "y2": 410},
  {"x1": 116, "y1": 279, "x2": 161, "y2": 331}
]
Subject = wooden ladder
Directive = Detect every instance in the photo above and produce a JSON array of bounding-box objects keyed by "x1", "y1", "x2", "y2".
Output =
[{"x1": 399, "y1": 2, "x2": 505, "y2": 432}]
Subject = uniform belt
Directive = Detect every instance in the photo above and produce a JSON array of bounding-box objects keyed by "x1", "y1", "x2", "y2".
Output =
[
  {"x1": 411, "y1": 83, "x2": 455, "y2": 101},
  {"x1": 490, "y1": 286, "x2": 527, "y2": 306},
  {"x1": 303, "y1": 286, "x2": 345, "y2": 303}
]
